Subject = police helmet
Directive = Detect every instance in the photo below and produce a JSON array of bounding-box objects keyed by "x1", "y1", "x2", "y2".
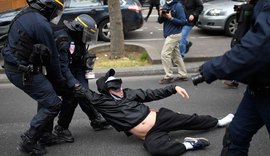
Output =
[
  {"x1": 64, "y1": 14, "x2": 98, "y2": 44},
  {"x1": 26, "y1": 0, "x2": 64, "y2": 20}
]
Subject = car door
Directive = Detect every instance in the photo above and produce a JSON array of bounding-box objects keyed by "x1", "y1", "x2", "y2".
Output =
[{"x1": 58, "y1": 0, "x2": 110, "y2": 40}]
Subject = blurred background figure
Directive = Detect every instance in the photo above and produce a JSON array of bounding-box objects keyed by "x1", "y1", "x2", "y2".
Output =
[
  {"x1": 179, "y1": 0, "x2": 203, "y2": 58},
  {"x1": 144, "y1": 0, "x2": 160, "y2": 22}
]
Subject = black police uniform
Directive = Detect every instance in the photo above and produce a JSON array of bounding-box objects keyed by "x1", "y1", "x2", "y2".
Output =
[
  {"x1": 1, "y1": 7, "x2": 65, "y2": 155},
  {"x1": 198, "y1": 0, "x2": 270, "y2": 155},
  {"x1": 54, "y1": 29, "x2": 109, "y2": 131}
]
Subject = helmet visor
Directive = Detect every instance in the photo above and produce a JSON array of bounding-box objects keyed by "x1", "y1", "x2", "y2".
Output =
[
  {"x1": 50, "y1": 11, "x2": 63, "y2": 24},
  {"x1": 50, "y1": 0, "x2": 65, "y2": 22},
  {"x1": 82, "y1": 27, "x2": 98, "y2": 45}
]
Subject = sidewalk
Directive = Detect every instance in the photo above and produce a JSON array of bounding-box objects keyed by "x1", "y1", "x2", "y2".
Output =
[{"x1": 0, "y1": 40, "x2": 227, "y2": 84}]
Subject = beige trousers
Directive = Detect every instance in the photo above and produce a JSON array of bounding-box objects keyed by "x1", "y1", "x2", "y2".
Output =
[{"x1": 161, "y1": 33, "x2": 187, "y2": 79}]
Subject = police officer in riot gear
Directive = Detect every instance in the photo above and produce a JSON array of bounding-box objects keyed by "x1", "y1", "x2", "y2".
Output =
[
  {"x1": 52, "y1": 14, "x2": 110, "y2": 142},
  {"x1": 1, "y1": 0, "x2": 67, "y2": 155},
  {"x1": 191, "y1": 0, "x2": 270, "y2": 155}
]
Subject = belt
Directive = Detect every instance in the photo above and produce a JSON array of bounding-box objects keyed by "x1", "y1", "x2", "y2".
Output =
[
  {"x1": 4, "y1": 61, "x2": 41, "y2": 74},
  {"x1": 247, "y1": 86, "x2": 270, "y2": 96},
  {"x1": 3, "y1": 62, "x2": 21, "y2": 73}
]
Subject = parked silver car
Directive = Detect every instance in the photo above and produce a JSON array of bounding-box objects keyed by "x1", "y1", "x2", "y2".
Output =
[{"x1": 197, "y1": 0, "x2": 246, "y2": 36}]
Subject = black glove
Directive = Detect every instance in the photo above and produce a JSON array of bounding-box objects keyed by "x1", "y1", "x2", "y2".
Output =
[
  {"x1": 73, "y1": 84, "x2": 89, "y2": 98},
  {"x1": 191, "y1": 73, "x2": 205, "y2": 86},
  {"x1": 191, "y1": 65, "x2": 205, "y2": 86}
]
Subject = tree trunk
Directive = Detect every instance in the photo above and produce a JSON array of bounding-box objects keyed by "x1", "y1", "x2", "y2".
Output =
[{"x1": 108, "y1": 0, "x2": 125, "y2": 59}]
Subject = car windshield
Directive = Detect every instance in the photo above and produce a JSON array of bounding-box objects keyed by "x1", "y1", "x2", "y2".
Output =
[
  {"x1": 232, "y1": 0, "x2": 246, "y2": 2},
  {"x1": 68, "y1": 0, "x2": 124, "y2": 8},
  {"x1": 69, "y1": 0, "x2": 102, "y2": 8}
]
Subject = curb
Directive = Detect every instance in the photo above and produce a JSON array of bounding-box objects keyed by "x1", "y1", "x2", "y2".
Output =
[
  {"x1": 93, "y1": 62, "x2": 203, "y2": 78},
  {"x1": 0, "y1": 43, "x2": 211, "y2": 83},
  {"x1": 0, "y1": 62, "x2": 204, "y2": 84}
]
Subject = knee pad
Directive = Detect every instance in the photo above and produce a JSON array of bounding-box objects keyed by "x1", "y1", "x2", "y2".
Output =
[{"x1": 48, "y1": 102, "x2": 62, "y2": 116}]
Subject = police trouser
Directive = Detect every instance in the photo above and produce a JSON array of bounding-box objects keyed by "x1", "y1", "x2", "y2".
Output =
[
  {"x1": 57, "y1": 95, "x2": 100, "y2": 129},
  {"x1": 5, "y1": 68, "x2": 62, "y2": 135},
  {"x1": 56, "y1": 70, "x2": 100, "y2": 129},
  {"x1": 220, "y1": 87, "x2": 270, "y2": 156},
  {"x1": 143, "y1": 108, "x2": 218, "y2": 156}
]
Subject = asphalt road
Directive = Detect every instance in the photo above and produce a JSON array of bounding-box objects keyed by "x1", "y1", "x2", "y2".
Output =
[
  {"x1": 0, "y1": 75, "x2": 269, "y2": 156},
  {"x1": 0, "y1": 9, "x2": 269, "y2": 156}
]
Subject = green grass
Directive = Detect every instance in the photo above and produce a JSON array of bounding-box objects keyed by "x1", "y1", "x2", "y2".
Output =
[{"x1": 94, "y1": 51, "x2": 149, "y2": 68}]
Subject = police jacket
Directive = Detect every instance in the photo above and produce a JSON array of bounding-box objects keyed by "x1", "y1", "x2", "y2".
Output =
[
  {"x1": 158, "y1": 1, "x2": 187, "y2": 38},
  {"x1": 201, "y1": 0, "x2": 270, "y2": 88},
  {"x1": 2, "y1": 8, "x2": 64, "y2": 80},
  {"x1": 86, "y1": 85, "x2": 177, "y2": 134},
  {"x1": 54, "y1": 29, "x2": 88, "y2": 88},
  {"x1": 181, "y1": 0, "x2": 203, "y2": 26}
]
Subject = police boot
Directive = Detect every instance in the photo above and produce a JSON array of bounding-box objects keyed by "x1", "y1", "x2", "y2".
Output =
[
  {"x1": 39, "y1": 132, "x2": 66, "y2": 146},
  {"x1": 54, "y1": 125, "x2": 74, "y2": 143},
  {"x1": 18, "y1": 128, "x2": 47, "y2": 156},
  {"x1": 90, "y1": 109, "x2": 111, "y2": 131}
]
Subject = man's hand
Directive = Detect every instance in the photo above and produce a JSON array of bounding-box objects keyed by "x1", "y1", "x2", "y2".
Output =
[
  {"x1": 175, "y1": 86, "x2": 189, "y2": 99},
  {"x1": 73, "y1": 84, "x2": 88, "y2": 98},
  {"x1": 188, "y1": 15, "x2": 194, "y2": 21},
  {"x1": 165, "y1": 10, "x2": 173, "y2": 20}
]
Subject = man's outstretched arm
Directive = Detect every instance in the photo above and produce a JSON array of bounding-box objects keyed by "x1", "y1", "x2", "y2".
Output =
[{"x1": 175, "y1": 86, "x2": 189, "y2": 100}]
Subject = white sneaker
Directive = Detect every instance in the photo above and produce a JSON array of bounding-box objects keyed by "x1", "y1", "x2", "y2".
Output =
[{"x1": 183, "y1": 137, "x2": 210, "y2": 150}]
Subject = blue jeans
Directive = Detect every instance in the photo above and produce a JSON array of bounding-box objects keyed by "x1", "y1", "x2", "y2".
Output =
[
  {"x1": 179, "y1": 25, "x2": 193, "y2": 57},
  {"x1": 224, "y1": 88, "x2": 270, "y2": 155},
  {"x1": 5, "y1": 70, "x2": 62, "y2": 129}
]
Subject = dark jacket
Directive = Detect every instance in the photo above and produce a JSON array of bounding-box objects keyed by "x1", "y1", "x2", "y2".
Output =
[
  {"x1": 54, "y1": 29, "x2": 88, "y2": 88},
  {"x1": 181, "y1": 0, "x2": 203, "y2": 26},
  {"x1": 86, "y1": 85, "x2": 177, "y2": 134},
  {"x1": 158, "y1": 0, "x2": 187, "y2": 38},
  {"x1": 201, "y1": 0, "x2": 270, "y2": 88},
  {"x1": 2, "y1": 8, "x2": 64, "y2": 80}
]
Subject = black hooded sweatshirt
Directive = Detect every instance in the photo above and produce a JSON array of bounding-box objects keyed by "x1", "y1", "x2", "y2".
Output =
[{"x1": 85, "y1": 69, "x2": 177, "y2": 134}]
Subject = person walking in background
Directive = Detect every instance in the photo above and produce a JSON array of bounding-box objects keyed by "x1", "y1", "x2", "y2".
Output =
[
  {"x1": 144, "y1": 0, "x2": 160, "y2": 22},
  {"x1": 160, "y1": 0, "x2": 166, "y2": 6},
  {"x1": 158, "y1": 0, "x2": 188, "y2": 84},
  {"x1": 179, "y1": 0, "x2": 203, "y2": 57}
]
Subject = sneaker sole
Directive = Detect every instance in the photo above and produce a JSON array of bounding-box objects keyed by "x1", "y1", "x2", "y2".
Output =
[
  {"x1": 56, "y1": 136, "x2": 75, "y2": 143},
  {"x1": 17, "y1": 142, "x2": 47, "y2": 155},
  {"x1": 159, "y1": 79, "x2": 174, "y2": 84},
  {"x1": 184, "y1": 137, "x2": 209, "y2": 142},
  {"x1": 93, "y1": 125, "x2": 112, "y2": 131},
  {"x1": 40, "y1": 138, "x2": 71, "y2": 146},
  {"x1": 174, "y1": 77, "x2": 189, "y2": 82}
]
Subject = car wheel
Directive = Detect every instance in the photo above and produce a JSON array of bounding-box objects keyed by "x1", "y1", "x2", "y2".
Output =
[
  {"x1": 98, "y1": 19, "x2": 110, "y2": 42},
  {"x1": 0, "y1": 34, "x2": 8, "y2": 52},
  {"x1": 0, "y1": 21, "x2": 11, "y2": 36},
  {"x1": 225, "y1": 15, "x2": 237, "y2": 37}
]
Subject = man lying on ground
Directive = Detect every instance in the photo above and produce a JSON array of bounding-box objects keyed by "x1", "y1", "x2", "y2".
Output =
[{"x1": 82, "y1": 68, "x2": 234, "y2": 156}]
